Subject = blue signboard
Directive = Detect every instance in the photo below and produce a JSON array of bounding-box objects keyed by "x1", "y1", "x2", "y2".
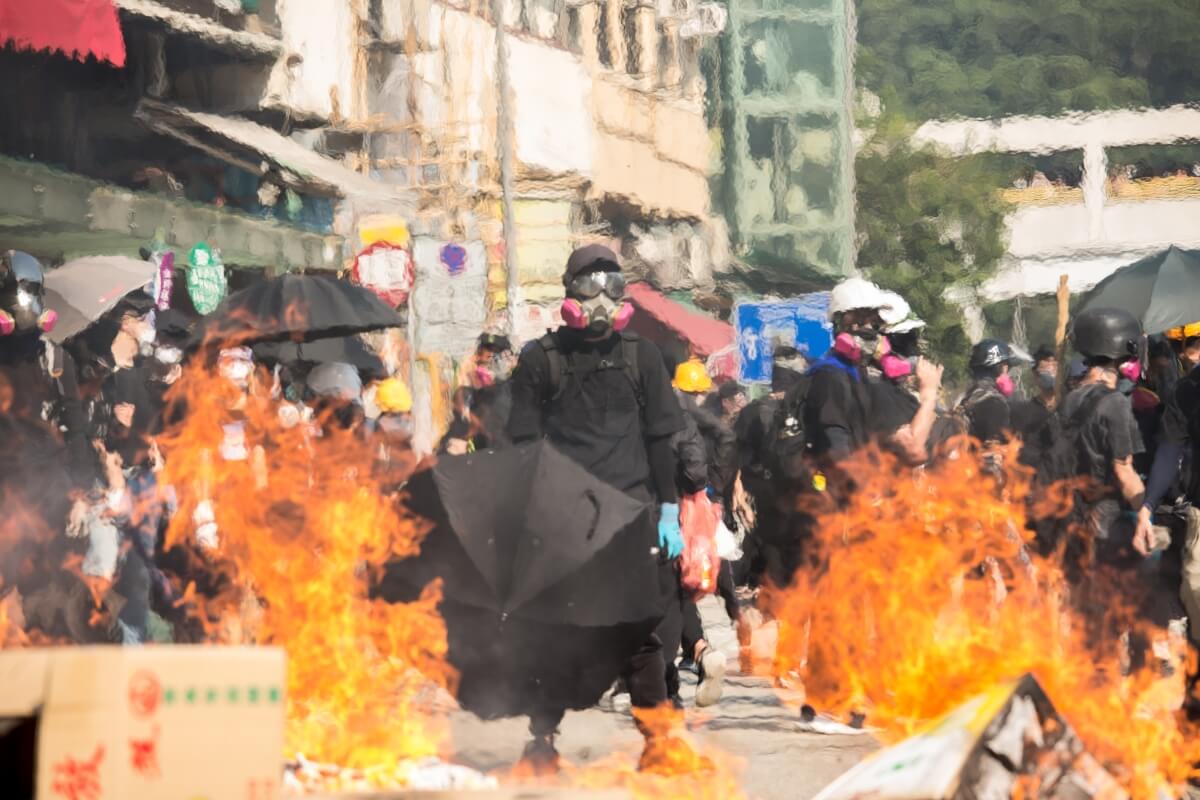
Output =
[{"x1": 735, "y1": 295, "x2": 832, "y2": 384}]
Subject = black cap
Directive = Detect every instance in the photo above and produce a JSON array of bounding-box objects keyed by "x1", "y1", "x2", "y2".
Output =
[
  {"x1": 477, "y1": 332, "x2": 512, "y2": 352},
  {"x1": 155, "y1": 308, "x2": 194, "y2": 348},
  {"x1": 563, "y1": 244, "x2": 620, "y2": 287},
  {"x1": 717, "y1": 381, "x2": 745, "y2": 400},
  {"x1": 1032, "y1": 344, "x2": 1056, "y2": 363}
]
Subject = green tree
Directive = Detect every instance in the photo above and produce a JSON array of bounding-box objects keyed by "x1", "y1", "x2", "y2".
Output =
[
  {"x1": 858, "y1": 0, "x2": 1200, "y2": 120},
  {"x1": 855, "y1": 115, "x2": 1011, "y2": 381}
]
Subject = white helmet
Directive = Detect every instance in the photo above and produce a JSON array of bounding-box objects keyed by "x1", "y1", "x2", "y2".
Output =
[
  {"x1": 827, "y1": 278, "x2": 893, "y2": 321},
  {"x1": 879, "y1": 291, "x2": 926, "y2": 334}
]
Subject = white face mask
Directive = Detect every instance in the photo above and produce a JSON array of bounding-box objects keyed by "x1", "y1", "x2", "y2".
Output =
[{"x1": 219, "y1": 359, "x2": 253, "y2": 388}]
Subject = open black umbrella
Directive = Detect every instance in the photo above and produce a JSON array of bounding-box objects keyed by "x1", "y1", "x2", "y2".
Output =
[
  {"x1": 199, "y1": 273, "x2": 402, "y2": 346},
  {"x1": 253, "y1": 336, "x2": 387, "y2": 380},
  {"x1": 1079, "y1": 246, "x2": 1200, "y2": 334},
  {"x1": 377, "y1": 441, "x2": 673, "y2": 719}
]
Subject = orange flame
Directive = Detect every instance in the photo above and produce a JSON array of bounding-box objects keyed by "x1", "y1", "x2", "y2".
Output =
[
  {"x1": 156, "y1": 354, "x2": 455, "y2": 768},
  {"x1": 764, "y1": 440, "x2": 1200, "y2": 798}
]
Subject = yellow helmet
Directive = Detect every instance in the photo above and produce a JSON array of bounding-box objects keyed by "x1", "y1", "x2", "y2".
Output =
[
  {"x1": 375, "y1": 377, "x2": 413, "y2": 414},
  {"x1": 1166, "y1": 322, "x2": 1200, "y2": 340},
  {"x1": 673, "y1": 358, "x2": 713, "y2": 393}
]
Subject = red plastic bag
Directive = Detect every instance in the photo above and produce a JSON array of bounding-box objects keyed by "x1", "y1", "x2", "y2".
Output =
[{"x1": 679, "y1": 491, "x2": 722, "y2": 596}]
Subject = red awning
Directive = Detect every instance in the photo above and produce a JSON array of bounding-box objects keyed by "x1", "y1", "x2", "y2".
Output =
[
  {"x1": 0, "y1": 0, "x2": 125, "y2": 66},
  {"x1": 626, "y1": 282, "x2": 733, "y2": 358}
]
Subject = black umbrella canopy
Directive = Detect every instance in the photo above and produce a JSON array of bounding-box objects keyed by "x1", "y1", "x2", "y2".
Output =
[
  {"x1": 253, "y1": 336, "x2": 387, "y2": 380},
  {"x1": 377, "y1": 441, "x2": 673, "y2": 718},
  {"x1": 200, "y1": 273, "x2": 403, "y2": 347},
  {"x1": 1080, "y1": 246, "x2": 1200, "y2": 334}
]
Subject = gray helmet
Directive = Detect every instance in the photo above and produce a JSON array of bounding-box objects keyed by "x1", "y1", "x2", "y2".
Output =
[
  {"x1": 0, "y1": 250, "x2": 49, "y2": 333},
  {"x1": 1070, "y1": 307, "x2": 1141, "y2": 362}
]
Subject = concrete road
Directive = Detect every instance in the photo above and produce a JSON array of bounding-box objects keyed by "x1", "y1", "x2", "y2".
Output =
[{"x1": 445, "y1": 597, "x2": 877, "y2": 799}]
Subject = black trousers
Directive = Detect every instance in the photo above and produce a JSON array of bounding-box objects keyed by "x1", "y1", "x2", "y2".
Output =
[
  {"x1": 529, "y1": 633, "x2": 667, "y2": 736},
  {"x1": 681, "y1": 561, "x2": 739, "y2": 659}
]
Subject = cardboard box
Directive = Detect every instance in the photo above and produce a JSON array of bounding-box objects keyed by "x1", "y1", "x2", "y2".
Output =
[
  {"x1": 0, "y1": 646, "x2": 286, "y2": 800},
  {"x1": 812, "y1": 673, "x2": 1126, "y2": 800}
]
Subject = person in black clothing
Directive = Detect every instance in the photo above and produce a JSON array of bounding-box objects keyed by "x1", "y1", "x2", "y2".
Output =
[
  {"x1": 1062, "y1": 308, "x2": 1146, "y2": 563},
  {"x1": 442, "y1": 333, "x2": 515, "y2": 454},
  {"x1": 1011, "y1": 345, "x2": 1058, "y2": 443},
  {"x1": 669, "y1": 358, "x2": 734, "y2": 708},
  {"x1": 1136, "y1": 326, "x2": 1200, "y2": 655},
  {"x1": 871, "y1": 295, "x2": 946, "y2": 465},
  {"x1": 506, "y1": 244, "x2": 691, "y2": 771},
  {"x1": 0, "y1": 251, "x2": 97, "y2": 641},
  {"x1": 733, "y1": 347, "x2": 807, "y2": 589},
  {"x1": 871, "y1": 355, "x2": 945, "y2": 466},
  {"x1": 805, "y1": 277, "x2": 893, "y2": 464},
  {"x1": 957, "y1": 339, "x2": 1028, "y2": 446}
]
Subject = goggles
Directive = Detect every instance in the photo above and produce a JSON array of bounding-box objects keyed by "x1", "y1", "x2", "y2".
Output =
[{"x1": 568, "y1": 270, "x2": 626, "y2": 300}]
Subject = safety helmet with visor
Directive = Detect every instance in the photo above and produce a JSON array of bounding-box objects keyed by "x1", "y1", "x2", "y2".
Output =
[{"x1": 0, "y1": 250, "x2": 57, "y2": 335}]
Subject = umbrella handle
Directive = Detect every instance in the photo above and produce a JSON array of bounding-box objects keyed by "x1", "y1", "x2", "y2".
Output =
[{"x1": 584, "y1": 490, "x2": 601, "y2": 540}]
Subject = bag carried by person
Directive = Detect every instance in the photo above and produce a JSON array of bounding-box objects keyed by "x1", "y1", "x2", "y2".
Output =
[
  {"x1": 1022, "y1": 386, "x2": 1113, "y2": 486},
  {"x1": 764, "y1": 375, "x2": 811, "y2": 484},
  {"x1": 679, "y1": 491, "x2": 722, "y2": 596},
  {"x1": 1021, "y1": 386, "x2": 1113, "y2": 554}
]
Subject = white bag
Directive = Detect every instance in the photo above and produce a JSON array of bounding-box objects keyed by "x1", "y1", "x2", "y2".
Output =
[{"x1": 715, "y1": 519, "x2": 742, "y2": 561}]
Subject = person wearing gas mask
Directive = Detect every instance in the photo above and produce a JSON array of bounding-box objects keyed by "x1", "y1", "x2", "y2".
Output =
[
  {"x1": 957, "y1": 339, "x2": 1029, "y2": 447},
  {"x1": 0, "y1": 250, "x2": 101, "y2": 641},
  {"x1": 804, "y1": 278, "x2": 894, "y2": 465},
  {"x1": 869, "y1": 292, "x2": 945, "y2": 467},
  {"x1": 506, "y1": 244, "x2": 689, "y2": 772},
  {"x1": 0, "y1": 250, "x2": 91, "y2": 486},
  {"x1": 1011, "y1": 346, "x2": 1058, "y2": 444},
  {"x1": 444, "y1": 333, "x2": 516, "y2": 454}
]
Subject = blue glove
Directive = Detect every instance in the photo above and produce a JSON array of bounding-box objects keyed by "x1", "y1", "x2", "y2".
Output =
[{"x1": 658, "y1": 502, "x2": 683, "y2": 559}]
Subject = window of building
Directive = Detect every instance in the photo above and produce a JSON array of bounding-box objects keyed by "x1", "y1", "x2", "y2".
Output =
[
  {"x1": 597, "y1": 0, "x2": 613, "y2": 68},
  {"x1": 621, "y1": 4, "x2": 639, "y2": 75},
  {"x1": 564, "y1": 6, "x2": 582, "y2": 53}
]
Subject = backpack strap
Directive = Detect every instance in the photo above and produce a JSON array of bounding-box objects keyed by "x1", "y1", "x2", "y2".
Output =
[
  {"x1": 619, "y1": 332, "x2": 645, "y2": 411},
  {"x1": 537, "y1": 331, "x2": 646, "y2": 412},
  {"x1": 536, "y1": 333, "x2": 563, "y2": 405}
]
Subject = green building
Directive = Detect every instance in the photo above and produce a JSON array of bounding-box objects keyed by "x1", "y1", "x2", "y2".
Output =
[{"x1": 710, "y1": 0, "x2": 857, "y2": 287}]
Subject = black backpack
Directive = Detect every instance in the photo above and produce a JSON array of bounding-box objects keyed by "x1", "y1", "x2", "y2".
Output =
[
  {"x1": 764, "y1": 374, "x2": 811, "y2": 483},
  {"x1": 1022, "y1": 386, "x2": 1113, "y2": 487},
  {"x1": 536, "y1": 331, "x2": 645, "y2": 413}
]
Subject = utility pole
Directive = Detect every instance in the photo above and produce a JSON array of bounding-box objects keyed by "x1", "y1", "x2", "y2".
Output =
[{"x1": 491, "y1": 0, "x2": 522, "y2": 335}]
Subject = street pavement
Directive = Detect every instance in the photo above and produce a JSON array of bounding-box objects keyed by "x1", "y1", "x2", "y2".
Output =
[{"x1": 446, "y1": 596, "x2": 878, "y2": 798}]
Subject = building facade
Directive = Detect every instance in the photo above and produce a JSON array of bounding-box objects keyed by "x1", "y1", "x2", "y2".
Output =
[{"x1": 712, "y1": 0, "x2": 856, "y2": 287}]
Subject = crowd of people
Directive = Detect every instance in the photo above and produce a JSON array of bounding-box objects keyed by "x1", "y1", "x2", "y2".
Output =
[{"x1": 3, "y1": 241, "x2": 1200, "y2": 771}]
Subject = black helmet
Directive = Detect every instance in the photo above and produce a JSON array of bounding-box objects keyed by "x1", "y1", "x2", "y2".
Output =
[
  {"x1": 1070, "y1": 307, "x2": 1141, "y2": 362},
  {"x1": 969, "y1": 338, "x2": 1017, "y2": 369},
  {"x1": 0, "y1": 250, "x2": 49, "y2": 334}
]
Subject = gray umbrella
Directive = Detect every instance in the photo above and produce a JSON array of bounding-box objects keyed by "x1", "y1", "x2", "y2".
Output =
[
  {"x1": 43, "y1": 255, "x2": 158, "y2": 342},
  {"x1": 1079, "y1": 246, "x2": 1200, "y2": 334}
]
